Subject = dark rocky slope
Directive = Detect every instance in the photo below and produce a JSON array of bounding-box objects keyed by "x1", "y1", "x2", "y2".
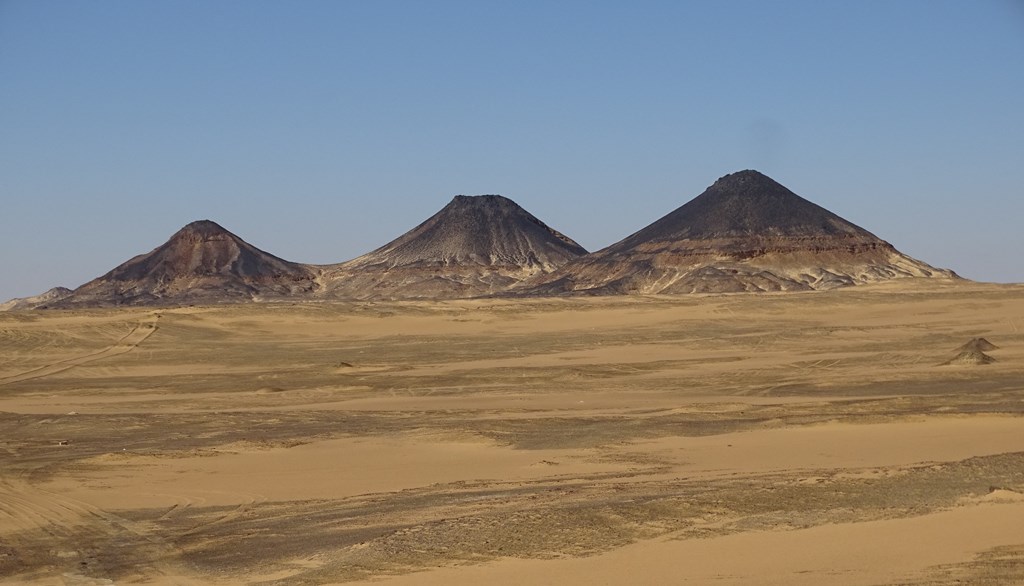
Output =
[
  {"x1": 48, "y1": 220, "x2": 318, "y2": 307},
  {"x1": 322, "y1": 195, "x2": 587, "y2": 300},
  {"x1": 522, "y1": 170, "x2": 957, "y2": 295}
]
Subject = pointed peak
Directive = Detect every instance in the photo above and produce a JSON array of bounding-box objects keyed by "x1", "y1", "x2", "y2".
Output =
[
  {"x1": 452, "y1": 194, "x2": 507, "y2": 200},
  {"x1": 339, "y1": 192, "x2": 586, "y2": 276},
  {"x1": 50, "y1": 217, "x2": 314, "y2": 307},
  {"x1": 446, "y1": 194, "x2": 519, "y2": 209},
  {"x1": 166, "y1": 220, "x2": 241, "y2": 246},
  {"x1": 176, "y1": 219, "x2": 231, "y2": 238},
  {"x1": 715, "y1": 169, "x2": 773, "y2": 182},
  {"x1": 621, "y1": 169, "x2": 878, "y2": 241},
  {"x1": 580, "y1": 169, "x2": 900, "y2": 269},
  {"x1": 703, "y1": 169, "x2": 794, "y2": 198},
  {"x1": 431, "y1": 194, "x2": 548, "y2": 223}
]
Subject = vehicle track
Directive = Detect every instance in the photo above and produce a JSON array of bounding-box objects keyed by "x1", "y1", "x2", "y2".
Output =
[
  {"x1": 0, "y1": 476, "x2": 191, "y2": 583},
  {"x1": 0, "y1": 316, "x2": 159, "y2": 386}
]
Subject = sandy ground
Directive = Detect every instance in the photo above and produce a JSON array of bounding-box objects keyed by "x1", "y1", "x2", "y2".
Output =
[
  {"x1": 1, "y1": 280, "x2": 1023, "y2": 584},
  {"x1": 374, "y1": 502, "x2": 1024, "y2": 586}
]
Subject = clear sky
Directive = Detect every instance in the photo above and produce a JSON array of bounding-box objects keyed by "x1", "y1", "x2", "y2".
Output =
[{"x1": 1, "y1": 0, "x2": 1022, "y2": 300}]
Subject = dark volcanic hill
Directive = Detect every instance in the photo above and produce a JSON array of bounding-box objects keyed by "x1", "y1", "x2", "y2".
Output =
[
  {"x1": 523, "y1": 170, "x2": 957, "y2": 295},
  {"x1": 323, "y1": 195, "x2": 587, "y2": 299},
  {"x1": 49, "y1": 220, "x2": 318, "y2": 307}
]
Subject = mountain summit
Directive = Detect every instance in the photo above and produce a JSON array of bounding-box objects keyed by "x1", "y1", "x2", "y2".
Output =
[
  {"x1": 324, "y1": 195, "x2": 587, "y2": 299},
  {"x1": 524, "y1": 170, "x2": 956, "y2": 294},
  {"x1": 614, "y1": 170, "x2": 880, "y2": 244},
  {"x1": 18, "y1": 173, "x2": 961, "y2": 308},
  {"x1": 51, "y1": 220, "x2": 317, "y2": 307}
]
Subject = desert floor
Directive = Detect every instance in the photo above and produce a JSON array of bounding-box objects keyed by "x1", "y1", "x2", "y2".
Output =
[{"x1": 1, "y1": 281, "x2": 1023, "y2": 585}]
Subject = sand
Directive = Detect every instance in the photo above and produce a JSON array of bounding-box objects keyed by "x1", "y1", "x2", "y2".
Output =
[
  {"x1": 374, "y1": 502, "x2": 1024, "y2": 586},
  {"x1": 1, "y1": 280, "x2": 1023, "y2": 584}
]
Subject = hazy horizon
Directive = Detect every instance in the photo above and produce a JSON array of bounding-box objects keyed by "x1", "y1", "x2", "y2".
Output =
[{"x1": 2, "y1": 1, "x2": 1022, "y2": 300}]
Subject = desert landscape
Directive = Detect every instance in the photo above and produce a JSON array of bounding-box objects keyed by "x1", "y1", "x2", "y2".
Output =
[
  {"x1": 2, "y1": 280, "x2": 1023, "y2": 584},
  {"x1": 5, "y1": 2, "x2": 1021, "y2": 583}
]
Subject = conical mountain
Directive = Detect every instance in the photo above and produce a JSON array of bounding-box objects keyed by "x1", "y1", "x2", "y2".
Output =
[
  {"x1": 323, "y1": 195, "x2": 587, "y2": 299},
  {"x1": 51, "y1": 220, "x2": 318, "y2": 307},
  {"x1": 524, "y1": 170, "x2": 957, "y2": 295}
]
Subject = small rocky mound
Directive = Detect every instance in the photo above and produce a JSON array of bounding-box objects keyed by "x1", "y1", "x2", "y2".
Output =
[
  {"x1": 48, "y1": 220, "x2": 318, "y2": 308},
  {"x1": 957, "y1": 338, "x2": 998, "y2": 353},
  {"x1": 323, "y1": 195, "x2": 587, "y2": 300},
  {"x1": 942, "y1": 349, "x2": 997, "y2": 366}
]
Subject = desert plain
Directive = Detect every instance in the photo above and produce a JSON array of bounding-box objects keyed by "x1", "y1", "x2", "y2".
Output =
[{"x1": 2, "y1": 281, "x2": 1024, "y2": 585}]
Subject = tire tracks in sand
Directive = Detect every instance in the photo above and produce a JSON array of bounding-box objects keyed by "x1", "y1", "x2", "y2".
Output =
[
  {"x1": 0, "y1": 476, "x2": 198, "y2": 583},
  {"x1": 0, "y1": 315, "x2": 160, "y2": 386}
]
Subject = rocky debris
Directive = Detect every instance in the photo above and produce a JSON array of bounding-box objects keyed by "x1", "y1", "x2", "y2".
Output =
[
  {"x1": 941, "y1": 337, "x2": 1001, "y2": 366},
  {"x1": 942, "y1": 349, "x2": 997, "y2": 366}
]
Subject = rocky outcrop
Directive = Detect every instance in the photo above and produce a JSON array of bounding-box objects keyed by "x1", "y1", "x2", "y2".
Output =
[
  {"x1": 942, "y1": 338, "x2": 1000, "y2": 366},
  {"x1": 943, "y1": 349, "x2": 996, "y2": 366}
]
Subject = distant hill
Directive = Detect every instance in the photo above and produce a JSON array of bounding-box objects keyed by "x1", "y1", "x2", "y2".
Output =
[
  {"x1": 521, "y1": 170, "x2": 957, "y2": 295},
  {"x1": 8, "y1": 173, "x2": 964, "y2": 309},
  {"x1": 47, "y1": 220, "x2": 318, "y2": 307},
  {"x1": 322, "y1": 194, "x2": 587, "y2": 300},
  {"x1": 0, "y1": 287, "x2": 73, "y2": 312}
]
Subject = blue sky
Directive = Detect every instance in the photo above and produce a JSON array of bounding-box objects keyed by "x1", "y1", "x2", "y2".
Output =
[{"x1": 1, "y1": 1, "x2": 1022, "y2": 300}]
